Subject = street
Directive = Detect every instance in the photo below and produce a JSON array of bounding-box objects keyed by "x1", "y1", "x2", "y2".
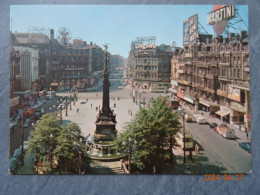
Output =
[{"x1": 184, "y1": 121, "x2": 251, "y2": 173}]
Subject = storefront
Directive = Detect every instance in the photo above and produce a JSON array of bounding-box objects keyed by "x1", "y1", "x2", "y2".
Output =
[
  {"x1": 230, "y1": 101, "x2": 246, "y2": 125},
  {"x1": 215, "y1": 108, "x2": 230, "y2": 123}
]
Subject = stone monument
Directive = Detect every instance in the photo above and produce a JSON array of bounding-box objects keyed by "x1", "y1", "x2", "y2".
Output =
[{"x1": 94, "y1": 44, "x2": 117, "y2": 141}]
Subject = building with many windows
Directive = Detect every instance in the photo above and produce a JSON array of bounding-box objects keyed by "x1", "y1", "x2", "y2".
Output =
[
  {"x1": 171, "y1": 31, "x2": 250, "y2": 132},
  {"x1": 129, "y1": 39, "x2": 172, "y2": 92}
]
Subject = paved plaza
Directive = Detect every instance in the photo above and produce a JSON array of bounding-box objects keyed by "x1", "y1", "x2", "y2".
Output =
[{"x1": 57, "y1": 88, "x2": 140, "y2": 136}]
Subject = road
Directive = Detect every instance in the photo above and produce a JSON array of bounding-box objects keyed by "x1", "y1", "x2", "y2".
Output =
[
  {"x1": 184, "y1": 120, "x2": 251, "y2": 173},
  {"x1": 9, "y1": 96, "x2": 60, "y2": 157}
]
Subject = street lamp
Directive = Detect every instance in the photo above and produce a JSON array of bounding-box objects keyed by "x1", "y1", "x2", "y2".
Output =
[
  {"x1": 182, "y1": 113, "x2": 186, "y2": 163},
  {"x1": 65, "y1": 96, "x2": 68, "y2": 116},
  {"x1": 20, "y1": 102, "x2": 25, "y2": 166},
  {"x1": 50, "y1": 133, "x2": 54, "y2": 172},
  {"x1": 122, "y1": 137, "x2": 136, "y2": 174},
  {"x1": 74, "y1": 138, "x2": 83, "y2": 174}
]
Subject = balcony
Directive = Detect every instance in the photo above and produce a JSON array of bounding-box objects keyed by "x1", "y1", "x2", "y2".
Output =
[
  {"x1": 205, "y1": 74, "x2": 213, "y2": 79},
  {"x1": 195, "y1": 62, "x2": 209, "y2": 68},
  {"x1": 184, "y1": 53, "x2": 192, "y2": 58},
  {"x1": 177, "y1": 79, "x2": 190, "y2": 86},
  {"x1": 217, "y1": 89, "x2": 228, "y2": 97}
]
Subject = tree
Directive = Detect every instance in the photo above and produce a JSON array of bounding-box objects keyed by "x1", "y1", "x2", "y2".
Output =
[
  {"x1": 27, "y1": 112, "x2": 87, "y2": 174},
  {"x1": 28, "y1": 112, "x2": 61, "y2": 172},
  {"x1": 117, "y1": 97, "x2": 181, "y2": 173},
  {"x1": 54, "y1": 123, "x2": 86, "y2": 173}
]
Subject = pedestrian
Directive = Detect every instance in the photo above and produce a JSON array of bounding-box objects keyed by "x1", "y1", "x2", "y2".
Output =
[
  {"x1": 86, "y1": 98, "x2": 88, "y2": 102},
  {"x1": 77, "y1": 108, "x2": 79, "y2": 113},
  {"x1": 128, "y1": 109, "x2": 130, "y2": 114},
  {"x1": 96, "y1": 107, "x2": 98, "y2": 111},
  {"x1": 130, "y1": 110, "x2": 132, "y2": 116},
  {"x1": 197, "y1": 145, "x2": 200, "y2": 154},
  {"x1": 114, "y1": 103, "x2": 116, "y2": 108},
  {"x1": 91, "y1": 103, "x2": 92, "y2": 108},
  {"x1": 118, "y1": 97, "x2": 120, "y2": 100}
]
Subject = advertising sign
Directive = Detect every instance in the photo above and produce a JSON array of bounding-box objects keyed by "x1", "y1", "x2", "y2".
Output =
[
  {"x1": 228, "y1": 85, "x2": 241, "y2": 101},
  {"x1": 183, "y1": 14, "x2": 198, "y2": 45},
  {"x1": 207, "y1": 5, "x2": 236, "y2": 34},
  {"x1": 183, "y1": 19, "x2": 189, "y2": 45},
  {"x1": 189, "y1": 14, "x2": 198, "y2": 45}
]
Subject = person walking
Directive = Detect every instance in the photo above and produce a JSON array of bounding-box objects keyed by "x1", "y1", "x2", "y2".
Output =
[
  {"x1": 91, "y1": 103, "x2": 92, "y2": 108},
  {"x1": 77, "y1": 108, "x2": 79, "y2": 113}
]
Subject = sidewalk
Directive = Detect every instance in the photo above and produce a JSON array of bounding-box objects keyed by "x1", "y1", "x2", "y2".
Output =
[
  {"x1": 181, "y1": 104, "x2": 250, "y2": 143},
  {"x1": 171, "y1": 146, "x2": 227, "y2": 174},
  {"x1": 17, "y1": 153, "x2": 35, "y2": 174}
]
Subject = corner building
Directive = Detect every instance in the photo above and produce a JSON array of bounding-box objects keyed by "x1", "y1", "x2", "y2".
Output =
[
  {"x1": 171, "y1": 31, "x2": 250, "y2": 133},
  {"x1": 129, "y1": 41, "x2": 172, "y2": 92}
]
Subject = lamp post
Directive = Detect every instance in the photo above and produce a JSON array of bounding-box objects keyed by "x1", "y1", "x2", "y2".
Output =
[
  {"x1": 74, "y1": 138, "x2": 83, "y2": 174},
  {"x1": 65, "y1": 97, "x2": 68, "y2": 116},
  {"x1": 20, "y1": 102, "x2": 25, "y2": 166},
  {"x1": 50, "y1": 133, "x2": 54, "y2": 172},
  {"x1": 122, "y1": 137, "x2": 136, "y2": 174},
  {"x1": 183, "y1": 113, "x2": 186, "y2": 163}
]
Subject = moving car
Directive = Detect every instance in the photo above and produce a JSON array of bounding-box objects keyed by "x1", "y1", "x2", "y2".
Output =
[
  {"x1": 57, "y1": 104, "x2": 65, "y2": 110},
  {"x1": 239, "y1": 142, "x2": 251, "y2": 153}
]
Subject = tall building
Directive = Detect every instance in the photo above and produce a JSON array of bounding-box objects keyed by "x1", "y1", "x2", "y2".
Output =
[
  {"x1": 171, "y1": 31, "x2": 250, "y2": 132},
  {"x1": 49, "y1": 29, "x2": 105, "y2": 91},
  {"x1": 129, "y1": 37, "x2": 172, "y2": 92}
]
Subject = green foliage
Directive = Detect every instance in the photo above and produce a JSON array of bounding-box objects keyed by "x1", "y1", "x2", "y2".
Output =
[
  {"x1": 117, "y1": 97, "x2": 181, "y2": 173},
  {"x1": 27, "y1": 112, "x2": 86, "y2": 174}
]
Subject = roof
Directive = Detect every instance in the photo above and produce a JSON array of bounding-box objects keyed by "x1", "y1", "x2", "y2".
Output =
[{"x1": 12, "y1": 33, "x2": 49, "y2": 45}]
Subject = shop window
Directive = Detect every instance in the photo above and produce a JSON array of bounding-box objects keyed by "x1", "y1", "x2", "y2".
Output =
[
  {"x1": 239, "y1": 115, "x2": 244, "y2": 122},
  {"x1": 232, "y1": 116, "x2": 238, "y2": 121}
]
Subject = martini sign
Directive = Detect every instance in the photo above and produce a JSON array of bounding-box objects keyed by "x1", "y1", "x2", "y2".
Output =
[{"x1": 207, "y1": 5, "x2": 236, "y2": 34}]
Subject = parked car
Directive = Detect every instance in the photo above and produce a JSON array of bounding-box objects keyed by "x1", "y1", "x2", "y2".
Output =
[
  {"x1": 13, "y1": 148, "x2": 21, "y2": 159},
  {"x1": 9, "y1": 120, "x2": 17, "y2": 128},
  {"x1": 24, "y1": 118, "x2": 30, "y2": 128},
  {"x1": 9, "y1": 157, "x2": 18, "y2": 173},
  {"x1": 196, "y1": 115, "x2": 207, "y2": 124},
  {"x1": 209, "y1": 123, "x2": 218, "y2": 129},
  {"x1": 185, "y1": 114, "x2": 193, "y2": 122},
  {"x1": 239, "y1": 142, "x2": 251, "y2": 153}
]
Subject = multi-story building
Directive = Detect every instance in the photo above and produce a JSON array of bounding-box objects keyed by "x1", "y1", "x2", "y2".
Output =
[
  {"x1": 49, "y1": 29, "x2": 105, "y2": 91},
  {"x1": 171, "y1": 31, "x2": 250, "y2": 132},
  {"x1": 11, "y1": 32, "x2": 50, "y2": 90},
  {"x1": 129, "y1": 40, "x2": 172, "y2": 92},
  {"x1": 10, "y1": 47, "x2": 21, "y2": 118}
]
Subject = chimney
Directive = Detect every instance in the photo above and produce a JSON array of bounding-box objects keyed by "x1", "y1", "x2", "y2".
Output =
[{"x1": 50, "y1": 29, "x2": 54, "y2": 41}]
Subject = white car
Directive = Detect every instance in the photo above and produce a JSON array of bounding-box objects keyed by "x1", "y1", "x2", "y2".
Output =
[{"x1": 57, "y1": 104, "x2": 65, "y2": 110}]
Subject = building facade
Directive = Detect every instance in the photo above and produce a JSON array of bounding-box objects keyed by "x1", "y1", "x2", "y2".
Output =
[
  {"x1": 129, "y1": 41, "x2": 172, "y2": 92},
  {"x1": 171, "y1": 31, "x2": 250, "y2": 132}
]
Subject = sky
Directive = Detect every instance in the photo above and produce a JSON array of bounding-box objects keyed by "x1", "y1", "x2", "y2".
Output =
[{"x1": 10, "y1": 5, "x2": 248, "y2": 58}]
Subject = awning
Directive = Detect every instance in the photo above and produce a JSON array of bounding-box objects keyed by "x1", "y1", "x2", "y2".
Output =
[{"x1": 215, "y1": 110, "x2": 230, "y2": 117}]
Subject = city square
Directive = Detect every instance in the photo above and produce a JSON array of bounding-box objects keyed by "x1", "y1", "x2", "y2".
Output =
[{"x1": 8, "y1": 5, "x2": 251, "y2": 175}]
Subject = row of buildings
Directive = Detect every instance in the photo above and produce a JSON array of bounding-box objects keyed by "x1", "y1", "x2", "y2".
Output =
[
  {"x1": 10, "y1": 29, "x2": 125, "y2": 118},
  {"x1": 128, "y1": 31, "x2": 250, "y2": 133}
]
